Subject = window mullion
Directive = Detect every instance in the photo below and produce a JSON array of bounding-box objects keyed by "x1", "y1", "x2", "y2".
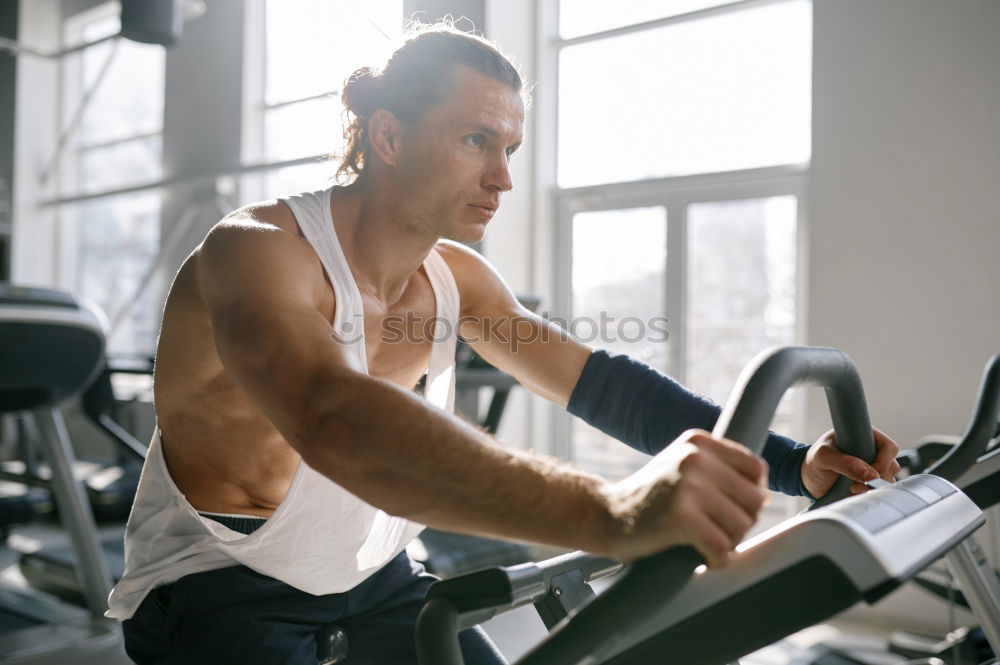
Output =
[{"x1": 667, "y1": 199, "x2": 687, "y2": 384}]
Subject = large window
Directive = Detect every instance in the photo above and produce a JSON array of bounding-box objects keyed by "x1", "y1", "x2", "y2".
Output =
[
  {"x1": 241, "y1": 0, "x2": 403, "y2": 203},
  {"x1": 684, "y1": 196, "x2": 798, "y2": 433},
  {"x1": 551, "y1": 1, "x2": 811, "y2": 479},
  {"x1": 570, "y1": 207, "x2": 669, "y2": 478},
  {"x1": 558, "y1": 1, "x2": 810, "y2": 188},
  {"x1": 58, "y1": 3, "x2": 165, "y2": 356}
]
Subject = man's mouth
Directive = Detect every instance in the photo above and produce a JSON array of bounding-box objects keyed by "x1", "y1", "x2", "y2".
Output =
[{"x1": 468, "y1": 203, "x2": 498, "y2": 217}]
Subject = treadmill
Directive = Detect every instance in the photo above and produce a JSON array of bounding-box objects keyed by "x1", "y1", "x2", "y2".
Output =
[
  {"x1": 17, "y1": 356, "x2": 151, "y2": 606},
  {"x1": 0, "y1": 283, "x2": 126, "y2": 662},
  {"x1": 413, "y1": 346, "x2": 988, "y2": 665}
]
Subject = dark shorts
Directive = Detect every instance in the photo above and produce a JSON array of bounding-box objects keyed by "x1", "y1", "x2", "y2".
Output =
[{"x1": 121, "y1": 549, "x2": 508, "y2": 665}]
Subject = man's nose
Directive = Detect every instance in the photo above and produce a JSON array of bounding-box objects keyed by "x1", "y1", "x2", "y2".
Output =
[{"x1": 485, "y1": 154, "x2": 513, "y2": 192}]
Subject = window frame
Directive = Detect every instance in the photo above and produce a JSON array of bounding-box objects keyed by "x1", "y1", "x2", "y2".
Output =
[
  {"x1": 239, "y1": 0, "x2": 404, "y2": 203},
  {"x1": 54, "y1": 1, "x2": 167, "y2": 356},
  {"x1": 240, "y1": 0, "x2": 341, "y2": 200},
  {"x1": 541, "y1": 0, "x2": 812, "y2": 461}
]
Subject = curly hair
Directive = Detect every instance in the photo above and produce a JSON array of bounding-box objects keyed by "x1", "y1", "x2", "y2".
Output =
[{"x1": 334, "y1": 20, "x2": 526, "y2": 183}]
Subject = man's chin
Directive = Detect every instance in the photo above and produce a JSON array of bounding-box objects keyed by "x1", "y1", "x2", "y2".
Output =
[{"x1": 441, "y1": 222, "x2": 488, "y2": 245}]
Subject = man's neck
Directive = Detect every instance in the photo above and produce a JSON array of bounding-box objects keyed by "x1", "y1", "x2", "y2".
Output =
[{"x1": 330, "y1": 182, "x2": 439, "y2": 306}]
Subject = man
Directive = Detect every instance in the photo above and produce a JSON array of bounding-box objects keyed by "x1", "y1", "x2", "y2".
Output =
[{"x1": 107, "y1": 23, "x2": 899, "y2": 665}]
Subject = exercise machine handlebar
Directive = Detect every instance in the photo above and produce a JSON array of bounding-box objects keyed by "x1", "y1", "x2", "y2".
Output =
[
  {"x1": 923, "y1": 354, "x2": 1000, "y2": 481},
  {"x1": 416, "y1": 346, "x2": 878, "y2": 665},
  {"x1": 714, "y1": 345, "x2": 875, "y2": 509}
]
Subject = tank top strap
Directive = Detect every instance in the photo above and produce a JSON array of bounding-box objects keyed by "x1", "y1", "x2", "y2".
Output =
[
  {"x1": 279, "y1": 187, "x2": 368, "y2": 372},
  {"x1": 422, "y1": 245, "x2": 460, "y2": 413}
]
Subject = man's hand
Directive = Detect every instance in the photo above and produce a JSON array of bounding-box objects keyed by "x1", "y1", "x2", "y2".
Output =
[
  {"x1": 801, "y1": 428, "x2": 901, "y2": 499},
  {"x1": 601, "y1": 430, "x2": 769, "y2": 569}
]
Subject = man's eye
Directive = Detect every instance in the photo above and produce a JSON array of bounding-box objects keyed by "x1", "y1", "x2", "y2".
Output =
[{"x1": 466, "y1": 134, "x2": 484, "y2": 148}]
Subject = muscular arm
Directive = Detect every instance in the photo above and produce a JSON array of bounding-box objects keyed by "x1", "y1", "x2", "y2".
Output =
[
  {"x1": 197, "y1": 219, "x2": 619, "y2": 555},
  {"x1": 195, "y1": 220, "x2": 771, "y2": 566},
  {"x1": 437, "y1": 240, "x2": 593, "y2": 406},
  {"x1": 438, "y1": 241, "x2": 809, "y2": 494}
]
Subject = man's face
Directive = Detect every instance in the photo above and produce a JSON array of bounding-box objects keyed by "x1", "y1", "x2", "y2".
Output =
[{"x1": 392, "y1": 65, "x2": 524, "y2": 244}]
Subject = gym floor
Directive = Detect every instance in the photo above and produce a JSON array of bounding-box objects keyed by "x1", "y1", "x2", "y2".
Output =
[{"x1": 0, "y1": 519, "x2": 132, "y2": 664}]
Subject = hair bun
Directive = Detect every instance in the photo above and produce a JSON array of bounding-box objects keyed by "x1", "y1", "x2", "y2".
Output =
[{"x1": 343, "y1": 67, "x2": 380, "y2": 117}]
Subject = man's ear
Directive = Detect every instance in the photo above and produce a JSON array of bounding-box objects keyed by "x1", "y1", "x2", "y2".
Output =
[{"x1": 367, "y1": 109, "x2": 402, "y2": 167}]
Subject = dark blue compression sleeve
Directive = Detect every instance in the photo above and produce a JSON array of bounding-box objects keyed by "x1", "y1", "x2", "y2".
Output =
[{"x1": 567, "y1": 349, "x2": 813, "y2": 498}]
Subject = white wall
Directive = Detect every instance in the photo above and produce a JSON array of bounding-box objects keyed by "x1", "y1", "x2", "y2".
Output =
[
  {"x1": 808, "y1": 0, "x2": 1000, "y2": 633},
  {"x1": 807, "y1": 0, "x2": 1000, "y2": 447}
]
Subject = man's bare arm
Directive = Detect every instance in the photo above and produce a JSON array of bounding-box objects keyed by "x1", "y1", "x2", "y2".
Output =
[
  {"x1": 197, "y1": 220, "x2": 768, "y2": 565},
  {"x1": 437, "y1": 240, "x2": 593, "y2": 406},
  {"x1": 197, "y1": 219, "x2": 619, "y2": 553}
]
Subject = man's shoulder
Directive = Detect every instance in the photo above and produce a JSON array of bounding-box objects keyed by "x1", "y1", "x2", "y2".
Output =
[
  {"x1": 196, "y1": 202, "x2": 325, "y2": 304},
  {"x1": 199, "y1": 196, "x2": 314, "y2": 261},
  {"x1": 433, "y1": 240, "x2": 496, "y2": 287},
  {"x1": 435, "y1": 239, "x2": 504, "y2": 269},
  {"x1": 218, "y1": 198, "x2": 302, "y2": 237},
  {"x1": 432, "y1": 240, "x2": 517, "y2": 314}
]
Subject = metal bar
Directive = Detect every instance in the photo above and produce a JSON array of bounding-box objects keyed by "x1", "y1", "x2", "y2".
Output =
[
  {"x1": 40, "y1": 154, "x2": 331, "y2": 207},
  {"x1": 554, "y1": 0, "x2": 793, "y2": 48},
  {"x1": 0, "y1": 469, "x2": 51, "y2": 490},
  {"x1": 555, "y1": 164, "x2": 808, "y2": 208},
  {"x1": 416, "y1": 598, "x2": 464, "y2": 665},
  {"x1": 711, "y1": 346, "x2": 875, "y2": 508},
  {"x1": 264, "y1": 89, "x2": 340, "y2": 111},
  {"x1": 0, "y1": 32, "x2": 117, "y2": 58},
  {"x1": 107, "y1": 190, "x2": 234, "y2": 339},
  {"x1": 107, "y1": 202, "x2": 202, "y2": 337},
  {"x1": 41, "y1": 38, "x2": 122, "y2": 185},
  {"x1": 31, "y1": 407, "x2": 114, "y2": 617},
  {"x1": 926, "y1": 355, "x2": 1000, "y2": 481},
  {"x1": 945, "y1": 537, "x2": 1000, "y2": 656},
  {"x1": 75, "y1": 129, "x2": 161, "y2": 154}
]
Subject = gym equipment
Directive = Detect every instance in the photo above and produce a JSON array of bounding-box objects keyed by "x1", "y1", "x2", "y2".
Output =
[
  {"x1": 10, "y1": 356, "x2": 149, "y2": 605},
  {"x1": 0, "y1": 282, "x2": 126, "y2": 662},
  {"x1": 887, "y1": 355, "x2": 1000, "y2": 665},
  {"x1": 412, "y1": 346, "x2": 988, "y2": 665},
  {"x1": 806, "y1": 354, "x2": 1000, "y2": 665},
  {"x1": 0, "y1": 361, "x2": 147, "y2": 523}
]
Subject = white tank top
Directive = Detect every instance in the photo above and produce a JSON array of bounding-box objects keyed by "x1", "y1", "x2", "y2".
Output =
[{"x1": 106, "y1": 186, "x2": 460, "y2": 620}]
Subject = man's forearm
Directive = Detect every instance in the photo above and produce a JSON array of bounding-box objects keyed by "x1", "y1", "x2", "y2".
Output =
[
  {"x1": 567, "y1": 349, "x2": 811, "y2": 496},
  {"x1": 299, "y1": 373, "x2": 620, "y2": 555}
]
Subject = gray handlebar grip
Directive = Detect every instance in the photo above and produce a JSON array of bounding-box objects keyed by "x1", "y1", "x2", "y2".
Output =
[
  {"x1": 712, "y1": 346, "x2": 876, "y2": 508},
  {"x1": 925, "y1": 354, "x2": 1000, "y2": 481},
  {"x1": 517, "y1": 546, "x2": 704, "y2": 665}
]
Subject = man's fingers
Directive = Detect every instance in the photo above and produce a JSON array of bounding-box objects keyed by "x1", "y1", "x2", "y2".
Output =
[
  {"x1": 872, "y1": 428, "x2": 901, "y2": 480},
  {"x1": 817, "y1": 445, "x2": 879, "y2": 483},
  {"x1": 688, "y1": 432, "x2": 768, "y2": 484},
  {"x1": 697, "y1": 451, "x2": 770, "y2": 519},
  {"x1": 682, "y1": 476, "x2": 758, "y2": 548},
  {"x1": 684, "y1": 509, "x2": 737, "y2": 570}
]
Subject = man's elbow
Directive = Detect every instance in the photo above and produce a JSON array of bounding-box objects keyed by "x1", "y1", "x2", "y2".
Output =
[
  {"x1": 295, "y1": 407, "x2": 357, "y2": 471},
  {"x1": 290, "y1": 371, "x2": 373, "y2": 468}
]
